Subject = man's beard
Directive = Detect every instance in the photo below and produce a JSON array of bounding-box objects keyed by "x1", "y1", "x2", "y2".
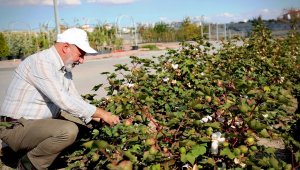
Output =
[{"x1": 64, "y1": 54, "x2": 79, "y2": 72}]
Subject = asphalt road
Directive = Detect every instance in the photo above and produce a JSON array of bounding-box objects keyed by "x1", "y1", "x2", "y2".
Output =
[{"x1": 0, "y1": 50, "x2": 165, "y2": 105}]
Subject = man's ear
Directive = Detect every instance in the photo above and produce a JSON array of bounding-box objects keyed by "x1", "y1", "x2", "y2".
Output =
[{"x1": 62, "y1": 43, "x2": 70, "y2": 54}]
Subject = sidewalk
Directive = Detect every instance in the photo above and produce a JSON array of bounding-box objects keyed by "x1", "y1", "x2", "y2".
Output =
[{"x1": 0, "y1": 60, "x2": 21, "y2": 69}]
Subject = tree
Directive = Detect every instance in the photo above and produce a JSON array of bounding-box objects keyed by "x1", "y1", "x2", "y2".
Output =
[
  {"x1": 154, "y1": 22, "x2": 170, "y2": 42},
  {"x1": 177, "y1": 17, "x2": 201, "y2": 41},
  {"x1": 0, "y1": 32, "x2": 9, "y2": 59},
  {"x1": 154, "y1": 22, "x2": 168, "y2": 34},
  {"x1": 88, "y1": 25, "x2": 122, "y2": 52}
]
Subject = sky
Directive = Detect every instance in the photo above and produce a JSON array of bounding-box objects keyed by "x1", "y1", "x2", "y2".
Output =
[{"x1": 0, "y1": 0, "x2": 299, "y2": 31}]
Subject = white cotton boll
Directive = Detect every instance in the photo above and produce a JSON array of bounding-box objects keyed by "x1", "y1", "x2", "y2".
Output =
[
  {"x1": 211, "y1": 141, "x2": 219, "y2": 155},
  {"x1": 163, "y1": 77, "x2": 169, "y2": 82},
  {"x1": 235, "y1": 121, "x2": 242, "y2": 126},
  {"x1": 126, "y1": 83, "x2": 135, "y2": 88},
  {"x1": 234, "y1": 158, "x2": 240, "y2": 164},
  {"x1": 279, "y1": 76, "x2": 285, "y2": 83},
  {"x1": 212, "y1": 133, "x2": 218, "y2": 140},
  {"x1": 171, "y1": 64, "x2": 179, "y2": 69},
  {"x1": 212, "y1": 132, "x2": 222, "y2": 140},
  {"x1": 207, "y1": 115, "x2": 212, "y2": 121},
  {"x1": 200, "y1": 72, "x2": 205, "y2": 76},
  {"x1": 218, "y1": 137, "x2": 225, "y2": 143},
  {"x1": 201, "y1": 117, "x2": 208, "y2": 123},
  {"x1": 227, "y1": 119, "x2": 232, "y2": 125},
  {"x1": 182, "y1": 164, "x2": 191, "y2": 169},
  {"x1": 262, "y1": 114, "x2": 268, "y2": 118}
]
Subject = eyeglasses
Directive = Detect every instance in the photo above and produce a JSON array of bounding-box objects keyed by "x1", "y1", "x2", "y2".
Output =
[{"x1": 66, "y1": 43, "x2": 86, "y2": 57}]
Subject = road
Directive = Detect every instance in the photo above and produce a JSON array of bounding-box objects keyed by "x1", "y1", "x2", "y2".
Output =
[
  {"x1": 0, "y1": 41, "x2": 226, "y2": 105},
  {"x1": 0, "y1": 50, "x2": 166, "y2": 105}
]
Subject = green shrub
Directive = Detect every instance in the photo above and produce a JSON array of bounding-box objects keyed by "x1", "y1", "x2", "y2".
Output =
[
  {"x1": 0, "y1": 32, "x2": 9, "y2": 58},
  {"x1": 65, "y1": 21, "x2": 300, "y2": 169}
]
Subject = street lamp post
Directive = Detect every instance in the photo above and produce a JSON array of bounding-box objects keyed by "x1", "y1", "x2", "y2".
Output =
[
  {"x1": 53, "y1": 0, "x2": 60, "y2": 34},
  {"x1": 116, "y1": 15, "x2": 138, "y2": 50}
]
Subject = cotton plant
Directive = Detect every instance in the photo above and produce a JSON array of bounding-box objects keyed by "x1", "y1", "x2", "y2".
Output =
[
  {"x1": 200, "y1": 115, "x2": 212, "y2": 123},
  {"x1": 211, "y1": 132, "x2": 226, "y2": 155},
  {"x1": 126, "y1": 83, "x2": 135, "y2": 88},
  {"x1": 163, "y1": 77, "x2": 170, "y2": 82},
  {"x1": 234, "y1": 158, "x2": 246, "y2": 168},
  {"x1": 171, "y1": 63, "x2": 179, "y2": 69}
]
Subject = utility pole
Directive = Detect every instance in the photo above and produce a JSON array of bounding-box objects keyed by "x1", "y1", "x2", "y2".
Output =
[
  {"x1": 224, "y1": 24, "x2": 227, "y2": 40},
  {"x1": 216, "y1": 24, "x2": 219, "y2": 41},
  {"x1": 208, "y1": 24, "x2": 211, "y2": 41},
  {"x1": 53, "y1": 0, "x2": 60, "y2": 34}
]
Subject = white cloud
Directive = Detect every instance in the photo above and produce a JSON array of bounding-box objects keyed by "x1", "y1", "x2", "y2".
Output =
[
  {"x1": 261, "y1": 8, "x2": 270, "y2": 13},
  {"x1": 86, "y1": 0, "x2": 136, "y2": 5},
  {"x1": 218, "y1": 12, "x2": 235, "y2": 18},
  {"x1": 1, "y1": 0, "x2": 81, "y2": 6},
  {"x1": 205, "y1": 8, "x2": 283, "y2": 23}
]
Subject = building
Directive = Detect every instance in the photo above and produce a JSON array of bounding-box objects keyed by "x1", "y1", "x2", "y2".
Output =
[{"x1": 282, "y1": 9, "x2": 300, "y2": 20}]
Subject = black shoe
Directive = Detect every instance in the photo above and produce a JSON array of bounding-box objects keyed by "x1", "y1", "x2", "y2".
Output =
[{"x1": 17, "y1": 154, "x2": 37, "y2": 170}]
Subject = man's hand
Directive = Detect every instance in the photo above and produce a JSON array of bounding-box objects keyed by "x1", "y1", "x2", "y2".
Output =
[{"x1": 93, "y1": 108, "x2": 120, "y2": 126}]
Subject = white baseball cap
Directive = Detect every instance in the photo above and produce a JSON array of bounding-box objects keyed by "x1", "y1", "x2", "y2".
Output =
[{"x1": 56, "y1": 28, "x2": 97, "y2": 54}]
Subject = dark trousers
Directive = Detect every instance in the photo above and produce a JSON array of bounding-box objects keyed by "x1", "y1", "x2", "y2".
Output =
[{"x1": 0, "y1": 118, "x2": 78, "y2": 170}]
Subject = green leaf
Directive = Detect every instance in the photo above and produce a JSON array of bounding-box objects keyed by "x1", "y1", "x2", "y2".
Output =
[
  {"x1": 190, "y1": 144, "x2": 206, "y2": 157},
  {"x1": 115, "y1": 105, "x2": 123, "y2": 114},
  {"x1": 82, "y1": 140, "x2": 94, "y2": 149},
  {"x1": 294, "y1": 151, "x2": 300, "y2": 163},
  {"x1": 92, "y1": 84, "x2": 103, "y2": 91},
  {"x1": 130, "y1": 144, "x2": 141, "y2": 153},
  {"x1": 269, "y1": 157, "x2": 279, "y2": 169},
  {"x1": 124, "y1": 150, "x2": 138, "y2": 163},
  {"x1": 81, "y1": 94, "x2": 96, "y2": 100},
  {"x1": 193, "y1": 104, "x2": 206, "y2": 110},
  {"x1": 92, "y1": 129, "x2": 99, "y2": 137},
  {"x1": 186, "y1": 153, "x2": 196, "y2": 165},
  {"x1": 94, "y1": 140, "x2": 109, "y2": 149},
  {"x1": 264, "y1": 147, "x2": 276, "y2": 155},
  {"x1": 150, "y1": 164, "x2": 161, "y2": 170},
  {"x1": 259, "y1": 129, "x2": 270, "y2": 138},
  {"x1": 101, "y1": 71, "x2": 110, "y2": 74},
  {"x1": 114, "y1": 64, "x2": 129, "y2": 71},
  {"x1": 289, "y1": 137, "x2": 300, "y2": 148},
  {"x1": 167, "y1": 118, "x2": 180, "y2": 126},
  {"x1": 205, "y1": 158, "x2": 215, "y2": 166},
  {"x1": 220, "y1": 147, "x2": 235, "y2": 159},
  {"x1": 180, "y1": 154, "x2": 187, "y2": 163},
  {"x1": 204, "y1": 122, "x2": 221, "y2": 129},
  {"x1": 102, "y1": 126, "x2": 112, "y2": 137},
  {"x1": 258, "y1": 157, "x2": 270, "y2": 167}
]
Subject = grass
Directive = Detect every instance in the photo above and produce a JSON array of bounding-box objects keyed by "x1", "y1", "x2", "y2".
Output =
[{"x1": 141, "y1": 44, "x2": 159, "y2": 50}]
